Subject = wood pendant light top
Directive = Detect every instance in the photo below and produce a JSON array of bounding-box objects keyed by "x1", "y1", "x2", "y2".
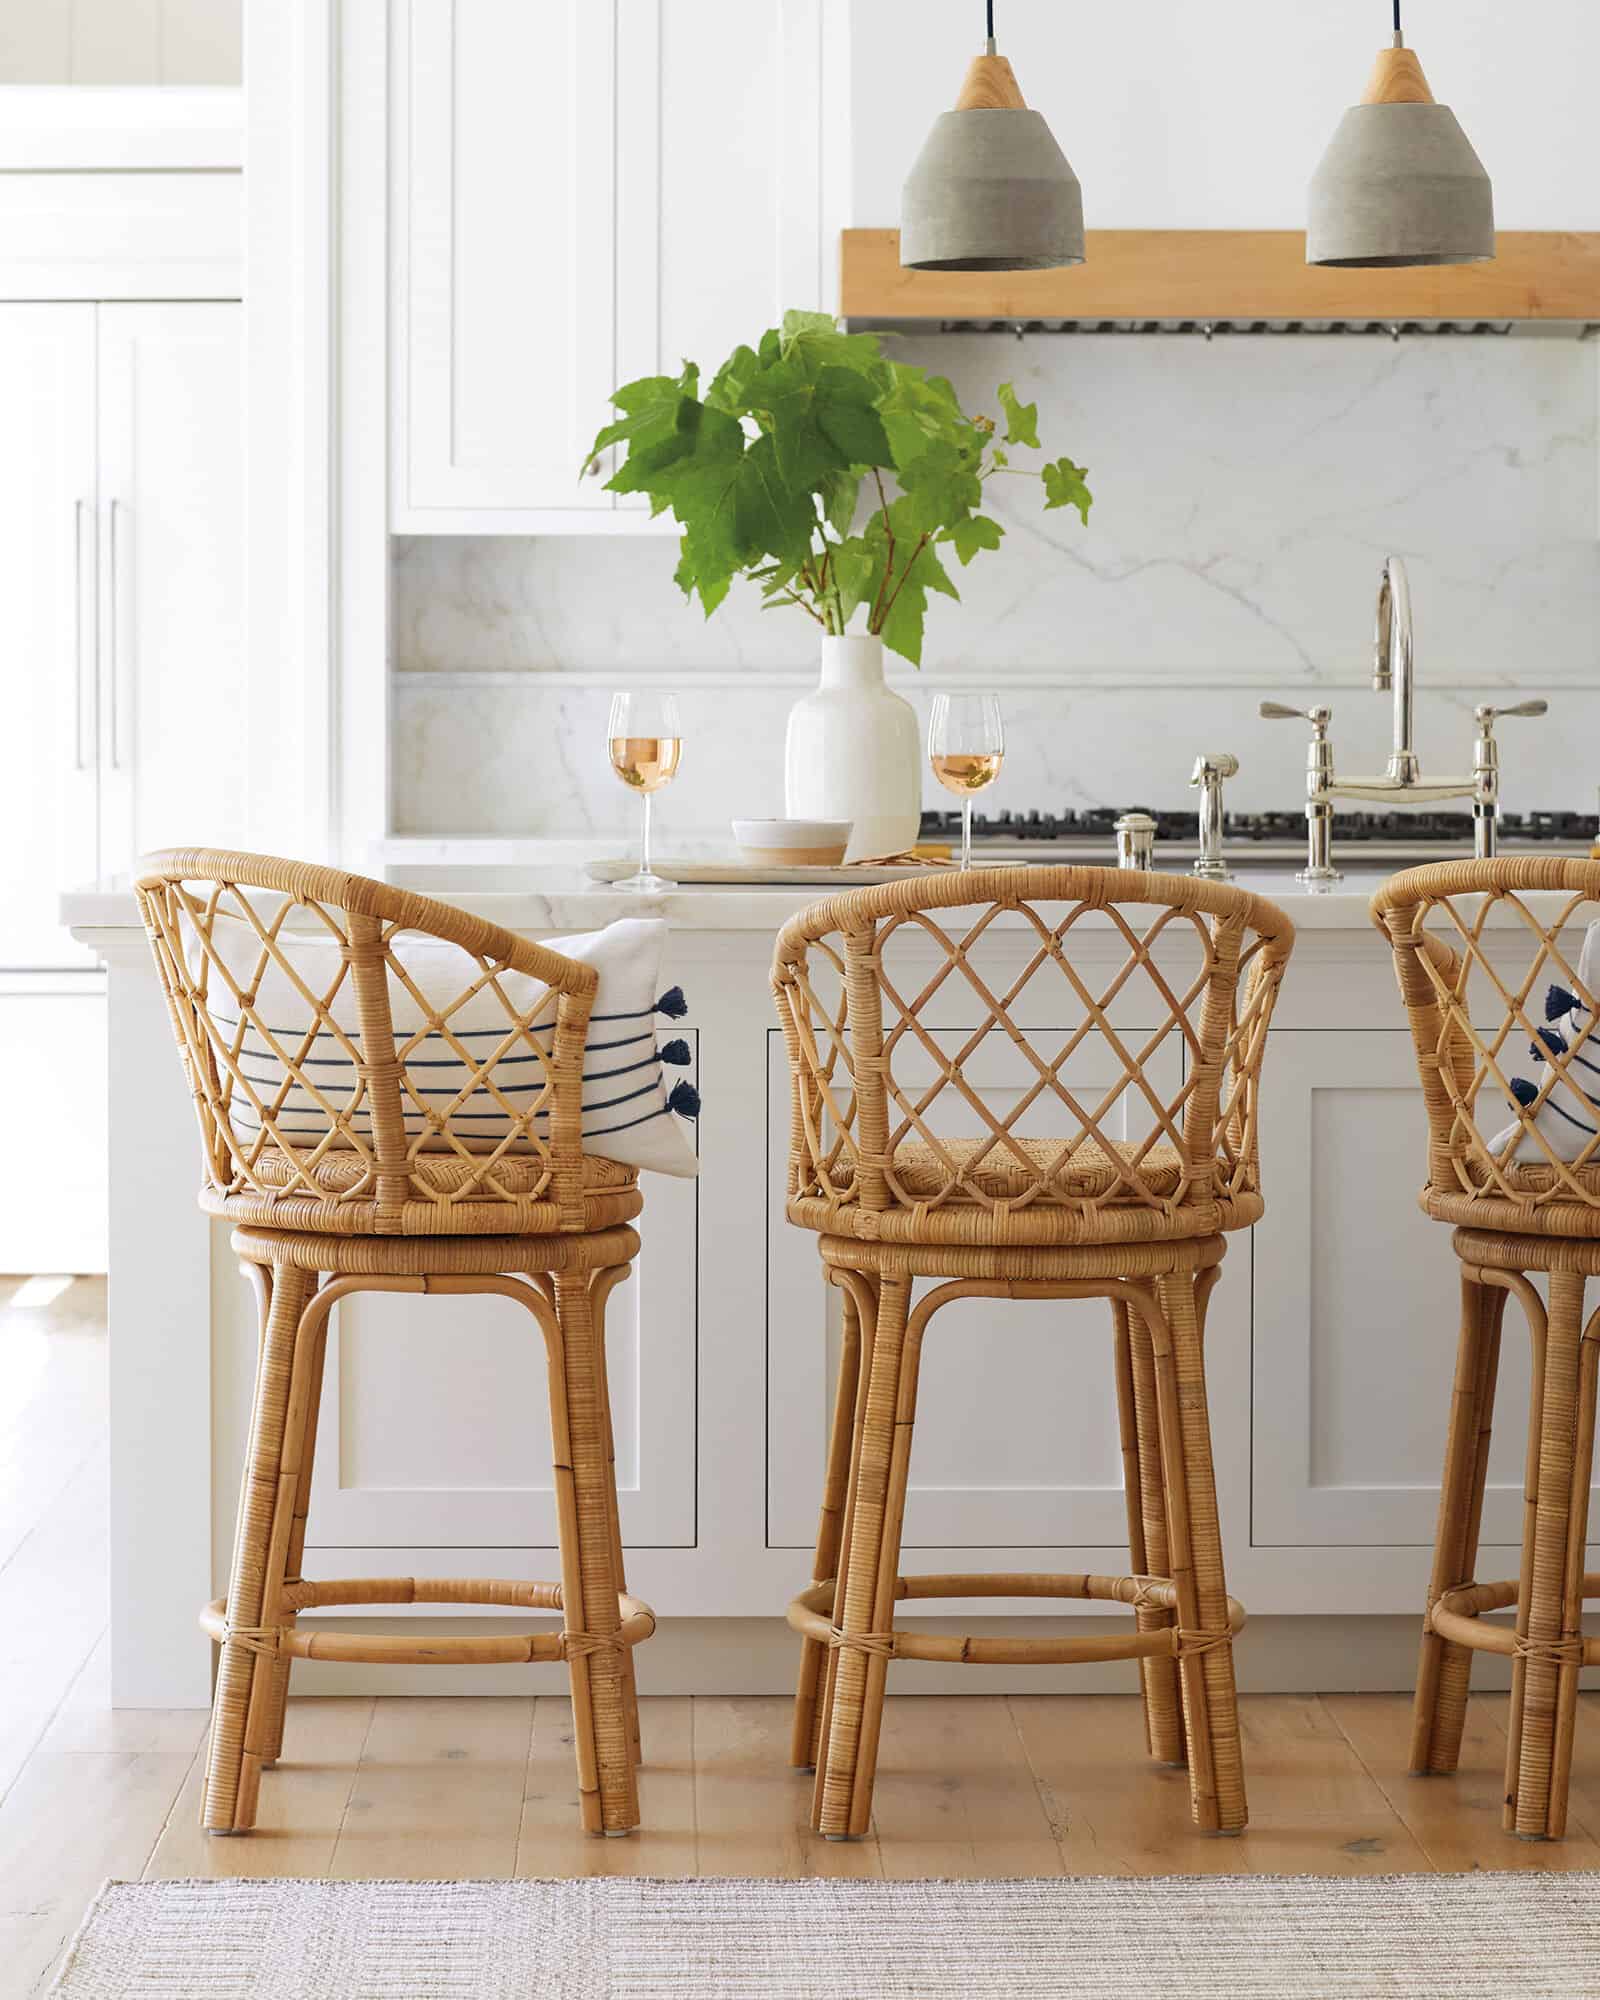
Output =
[
  {"x1": 1362, "y1": 45, "x2": 1435, "y2": 105},
  {"x1": 954, "y1": 53, "x2": 1027, "y2": 111}
]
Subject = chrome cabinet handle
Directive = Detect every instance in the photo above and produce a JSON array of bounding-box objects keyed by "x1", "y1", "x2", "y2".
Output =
[{"x1": 108, "y1": 498, "x2": 123, "y2": 771}]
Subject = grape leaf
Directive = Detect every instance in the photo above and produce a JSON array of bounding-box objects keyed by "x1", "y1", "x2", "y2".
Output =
[
  {"x1": 605, "y1": 394, "x2": 742, "y2": 497},
  {"x1": 781, "y1": 308, "x2": 836, "y2": 341},
  {"x1": 826, "y1": 540, "x2": 879, "y2": 629},
  {"x1": 878, "y1": 540, "x2": 959, "y2": 667},
  {"x1": 944, "y1": 513, "x2": 1004, "y2": 565},
  {"x1": 997, "y1": 381, "x2": 1040, "y2": 449},
  {"x1": 819, "y1": 467, "x2": 861, "y2": 536},
  {"x1": 674, "y1": 533, "x2": 731, "y2": 618},
  {"x1": 1042, "y1": 455, "x2": 1093, "y2": 523},
  {"x1": 666, "y1": 433, "x2": 816, "y2": 614},
  {"x1": 815, "y1": 374, "x2": 892, "y2": 468},
  {"x1": 781, "y1": 311, "x2": 887, "y2": 380},
  {"x1": 705, "y1": 343, "x2": 763, "y2": 415},
  {"x1": 877, "y1": 363, "x2": 968, "y2": 473},
  {"x1": 892, "y1": 439, "x2": 983, "y2": 537},
  {"x1": 584, "y1": 366, "x2": 698, "y2": 472}
]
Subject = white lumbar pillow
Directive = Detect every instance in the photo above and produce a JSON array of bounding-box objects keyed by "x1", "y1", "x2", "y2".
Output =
[
  {"x1": 187, "y1": 913, "x2": 698, "y2": 1179},
  {"x1": 1486, "y1": 918, "x2": 1600, "y2": 1167}
]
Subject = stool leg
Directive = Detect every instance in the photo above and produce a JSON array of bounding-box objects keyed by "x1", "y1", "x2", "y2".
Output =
[
  {"x1": 1410, "y1": 1269, "x2": 1505, "y2": 1776},
  {"x1": 202, "y1": 1262, "x2": 318, "y2": 1833},
  {"x1": 1508, "y1": 1268, "x2": 1593, "y2": 1839},
  {"x1": 1114, "y1": 1297, "x2": 1185, "y2": 1767},
  {"x1": 814, "y1": 1273, "x2": 915, "y2": 1841},
  {"x1": 548, "y1": 1269, "x2": 638, "y2": 1836},
  {"x1": 589, "y1": 1266, "x2": 642, "y2": 1771},
  {"x1": 806, "y1": 1276, "x2": 877, "y2": 1781},
  {"x1": 1150, "y1": 1269, "x2": 1246, "y2": 1835},
  {"x1": 257, "y1": 1292, "x2": 332, "y2": 1770},
  {"x1": 793, "y1": 1278, "x2": 865, "y2": 1769}
]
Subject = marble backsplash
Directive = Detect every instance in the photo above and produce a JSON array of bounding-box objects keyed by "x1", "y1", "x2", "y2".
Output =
[{"x1": 393, "y1": 331, "x2": 1600, "y2": 843}]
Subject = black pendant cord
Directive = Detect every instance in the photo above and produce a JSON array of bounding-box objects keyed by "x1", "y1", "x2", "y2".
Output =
[
  {"x1": 1393, "y1": 0, "x2": 1402, "y2": 40},
  {"x1": 986, "y1": 0, "x2": 995, "y2": 47}
]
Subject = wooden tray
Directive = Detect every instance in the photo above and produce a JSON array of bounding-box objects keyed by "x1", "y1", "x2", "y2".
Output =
[{"x1": 584, "y1": 857, "x2": 948, "y2": 888}]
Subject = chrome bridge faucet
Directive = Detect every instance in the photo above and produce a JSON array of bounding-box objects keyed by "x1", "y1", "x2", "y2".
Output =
[{"x1": 1261, "y1": 555, "x2": 1547, "y2": 884}]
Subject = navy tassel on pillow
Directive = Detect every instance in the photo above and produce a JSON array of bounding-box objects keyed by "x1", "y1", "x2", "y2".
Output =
[
  {"x1": 655, "y1": 986, "x2": 687, "y2": 1020},
  {"x1": 1548, "y1": 985, "x2": 1582, "y2": 1022},
  {"x1": 668, "y1": 1079, "x2": 701, "y2": 1119},
  {"x1": 1534, "y1": 1027, "x2": 1568, "y2": 1061},
  {"x1": 659, "y1": 1038, "x2": 691, "y2": 1066},
  {"x1": 1510, "y1": 1076, "x2": 1540, "y2": 1110}
]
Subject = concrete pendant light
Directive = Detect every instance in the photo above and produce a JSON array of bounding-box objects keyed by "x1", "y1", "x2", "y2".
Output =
[
  {"x1": 901, "y1": 1, "x2": 1084, "y2": 271},
  {"x1": 1307, "y1": 4, "x2": 1494, "y2": 268}
]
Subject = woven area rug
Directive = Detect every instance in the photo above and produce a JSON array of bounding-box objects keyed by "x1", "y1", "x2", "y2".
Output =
[{"x1": 51, "y1": 1872, "x2": 1600, "y2": 1998}]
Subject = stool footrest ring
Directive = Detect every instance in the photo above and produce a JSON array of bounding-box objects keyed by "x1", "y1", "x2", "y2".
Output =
[
  {"x1": 1429, "y1": 1576, "x2": 1600, "y2": 1666},
  {"x1": 789, "y1": 1572, "x2": 1244, "y2": 1668},
  {"x1": 202, "y1": 1579, "x2": 655, "y2": 1667}
]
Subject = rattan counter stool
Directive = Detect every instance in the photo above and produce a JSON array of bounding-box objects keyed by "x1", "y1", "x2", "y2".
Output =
[
  {"x1": 1375, "y1": 857, "x2": 1600, "y2": 1842},
  {"x1": 135, "y1": 850, "x2": 656, "y2": 1838},
  {"x1": 771, "y1": 867, "x2": 1295, "y2": 1840}
]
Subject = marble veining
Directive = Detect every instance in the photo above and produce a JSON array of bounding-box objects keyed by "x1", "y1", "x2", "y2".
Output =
[{"x1": 392, "y1": 333, "x2": 1600, "y2": 839}]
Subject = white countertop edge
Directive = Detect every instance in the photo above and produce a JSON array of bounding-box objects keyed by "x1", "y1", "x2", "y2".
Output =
[{"x1": 58, "y1": 864, "x2": 1566, "y2": 938}]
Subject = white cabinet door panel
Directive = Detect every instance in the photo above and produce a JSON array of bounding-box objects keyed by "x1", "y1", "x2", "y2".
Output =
[
  {"x1": 0, "y1": 305, "x2": 97, "y2": 969},
  {"x1": 0, "y1": 977, "x2": 106, "y2": 1271},
  {"x1": 1250, "y1": 1029, "x2": 1591, "y2": 1551},
  {"x1": 95, "y1": 303, "x2": 245, "y2": 868},
  {"x1": 648, "y1": 0, "x2": 829, "y2": 382},
  {"x1": 399, "y1": 0, "x2": 619, "y2": 521},
  {"x1": 767, "y1": 1025, "x2": 1185, "y2": 1551},
  {"x1": 395, "y1": 0, "x2": 838, "y2": 530}
]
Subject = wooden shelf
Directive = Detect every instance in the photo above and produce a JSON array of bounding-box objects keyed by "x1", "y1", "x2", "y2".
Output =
[{"x1": 840, "y1": 228, "x2": 1600, "y2": 326}]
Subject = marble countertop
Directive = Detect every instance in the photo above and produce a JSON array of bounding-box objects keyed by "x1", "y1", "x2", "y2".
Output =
[{"x1": 63, "y1": 860, "x2": 1481, "y2": 936}]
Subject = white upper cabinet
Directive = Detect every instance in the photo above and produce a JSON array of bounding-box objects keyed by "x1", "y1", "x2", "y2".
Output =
[
  {"x1": 96, "y1": 303, "x2": 246, "y2": 865},
  {"x1": 0, "y1": 306, "x2": 97, "y2": 967},
  {"x1": 0, "y1": 300, "x2": 243, "y2": 964},
  {"x1": 393, "y1": 0, "x2": 843, "y2": 533}
]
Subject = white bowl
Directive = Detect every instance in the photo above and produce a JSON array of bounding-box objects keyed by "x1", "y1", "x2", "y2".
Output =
[{"x1": 732, "y1": 817, "x2": 853, "y2": 866}]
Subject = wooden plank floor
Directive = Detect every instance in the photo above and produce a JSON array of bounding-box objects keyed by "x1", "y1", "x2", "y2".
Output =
[{"x1": 6, "y1": 1278, "x2": 1600, "y2": 1999}]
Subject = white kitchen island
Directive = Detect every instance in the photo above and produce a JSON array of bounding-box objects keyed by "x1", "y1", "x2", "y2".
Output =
[{"x1": 67, "y1": 864, "x2": 1595, "y2": 1707}]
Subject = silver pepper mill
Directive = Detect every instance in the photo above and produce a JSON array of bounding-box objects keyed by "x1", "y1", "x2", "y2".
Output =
[
  {"x1": 1114, "y1": 811, "x2": 1158, "y2": 871},
  {"x1": 1189, "y1": 753, "x2": 1239, "y2": 881}
]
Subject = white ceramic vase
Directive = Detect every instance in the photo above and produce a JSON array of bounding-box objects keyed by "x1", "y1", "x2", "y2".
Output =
[{"x1": 784, "y1": 633, "x2": 921, "y2": 862}]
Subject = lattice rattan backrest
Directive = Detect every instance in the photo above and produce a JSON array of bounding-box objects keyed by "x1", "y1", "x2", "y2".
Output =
[
  {"x1": 1374, "y1": 858, "x2": 1600, "y2": 1212},
  {"x1": 772, "y1": 868, "x2": 1294, "y2": 1221},
  {"x1": 135, "y1": 849, "x2": 597, "y2": 1229}
]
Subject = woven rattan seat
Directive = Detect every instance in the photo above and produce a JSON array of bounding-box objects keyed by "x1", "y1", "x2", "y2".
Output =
[
  {"x1": 203, "y1": 1145, "x2": 642, "y2": 1235},
  {"x1": 1418, "y1": 1158, "x2": 1600, "y2": 1236},
  {"x1": 771, "y1": 866, "x2": 1294, "y2": 1841},
  {"x1": 790, "y1": 1134, "x2": 1264, "y2": 1244},
  {"x1": 1374, "y1": 857, "x2": 1600, "y2": 1841},
  {"x1": 136, "y1": 850, "x2": 656, "y2": 1840}
]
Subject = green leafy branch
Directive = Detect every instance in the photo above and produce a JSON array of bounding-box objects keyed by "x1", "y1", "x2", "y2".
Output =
[{"x1": 583, "y1": 309, "x2": 1091, "y2": 667}]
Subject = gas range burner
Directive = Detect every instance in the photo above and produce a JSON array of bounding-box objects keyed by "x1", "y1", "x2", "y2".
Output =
[{"x1": 919, "y1": 807, "x2": 1599, "y2": 846}]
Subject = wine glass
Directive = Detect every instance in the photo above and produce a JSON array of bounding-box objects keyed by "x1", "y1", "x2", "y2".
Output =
[
  {"x1": 607, "y1": 690, "x2": 682, "y2": 893},
  {"x1": 928, "y1": 692, "x2": 1004, "y2": 871}
]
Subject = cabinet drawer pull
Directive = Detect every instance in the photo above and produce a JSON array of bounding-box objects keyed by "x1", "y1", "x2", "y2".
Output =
[
  {"x1": 108, "y1": 498, "x2": 125, "y2": 771},
  {"x1": 72, "y1": 498, "x2": 94, "y2": 771}
]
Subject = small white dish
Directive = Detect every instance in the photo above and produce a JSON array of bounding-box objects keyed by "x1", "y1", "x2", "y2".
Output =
[{"x1": 732, "y1": 817, "x2": 853, "y2": 866}]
